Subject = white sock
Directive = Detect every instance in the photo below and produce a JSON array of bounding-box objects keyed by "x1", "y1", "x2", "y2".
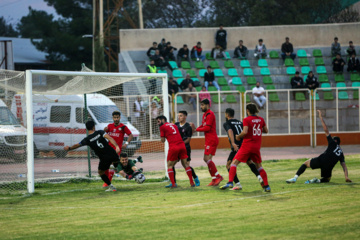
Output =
[{"x1": 294, "y1": 175, "x2": 299, "y2": 179}]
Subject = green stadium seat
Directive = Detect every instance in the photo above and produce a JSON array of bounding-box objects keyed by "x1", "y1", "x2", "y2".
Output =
[
  {"x1": 228, "y1": 68, "x2": 238, "y2": 77},
  {"x1": 205, "y1": 52, "x2": 214, "y2": 60},
  {"x1": 299, "y1": 58, "x2": 309, "y2": 66},
  {"x1": 324, "y1": 92, "x2": 334, "y2": 100},
  {"x1": 269, "y1": 51, "x2": 279, "y2": 59},
  {"x1": 209, "y1": 86, "x2": 218, "y2": 92},
  {"x1": 226, "y1": 94, "x2": 237, "y2": 103},
  {"x1": 240, "y1": 60, "x2": 250, "y2": 68},
  {"x1": 221, "y1": 86, "x2": 231, "y2": 91},
  {"x1": 176, "y1": 95, "x2": 184, "y2": 104},
  {"x1": 195, "y1": 86, "x2": 202, "y2": 92},
  {"x1": 199, "y1": 69, "x2": 207, "y2": 77},
  {"x1": 313, "y1": 49, "x2": 323, "y2": 57},
  {"x1": 287, "y1": 67, "x2": 296, "y2": 75},
  {"x1": 352, "y1": 82, "x2": 360, "y2": 99},
  {"x1": 176, "y1": 78, "x2": 184, "y2": 85},
  {"x1": 186, "y1": 69, "x2": 196, "y2": 78},
  {"x1": 301, "y1": 66, "x2": 311, "y2": 75},
  {"x1": 316, "y1": 66, "x2": 327, "y2": 74},
  {"x1": 315, "y1": 57, "x2": 324, "y2": 66},
  {"x1": 338, "y1": 91, "x2": 349, "y2": 100},
  {"x1": 321, "y1": 83, "x2": 332, "y2": 91},
  {"x1": 260, "y1": 68, "x2": 271, "y2": 75},
  {"x1": 295, "y1": 92, "x2": 306, "y2": 101},
  {"x1": 269, "y1": 92, "x2": 280, "y2": 102},
  {"x1": 191, "y1": 78, "x2": 200, "y2": 83},
  {"x1": 284, "y1": 58, "x2": 294, "y2": 67},
  {"x1": 266, "y1": 85, "x2": 276, "y2": 90},
  {"x1": 217, "y1": 77, "x2": 228, "y2": 86},
  {"x1": 350, "y1": 73, "x2": 360, "y2": 81},
  {"x1": 297, "y1": 49, "x2": 307, "y2": 58},
  {"x1": 214, "y1": 69, "x2": 224, "y2": 77},
  {"x1": 318, "y1": 74, "x2": 329, "y2": 82},
  {"x1": 181, "y1": 61, "x2": 191, "y2": 69},
  {"x1": 173, "y1": 69, "x2": 183, "y2": 78},
  {"x1": 224, "y1": 60, "x2": 234, "y2": 68},
  {"x1": 232, "y1": 77, "x2": 242, "y2": 85},
  {"x1": 236, "y1": 86, "x2": 246, "y2": 93},
  {"x1": 209, "y1": 61, "x2": 220, "y2": 69},
  {"x1": 223, "y1": 52, "x2": 231, "y2": 59},
  {"x1": 336, "y1": 82, "x2": 347, "y2": 90},
  {"x1": 262, "y1": 76, "x2": 273, "y2": 84},
  {"x1": 243, "y1": 68, "x2": 254, "y2": 76},
  {"x1": 168, "y1": 61, "x2": 178, "y2": 69},
  {"x1": 158, "y1": 69, "x2": 167, "y2": 74},
  {"x1": 247, "y1": 77, "x2": 257, "y2": 85},
  {"x1": 312, "y1": 92, "x2": 320, "y2": 100},
  {"x1": 246, "y1": 94, "x2": 251, "y2": 103},
  {"x1": 258, "y1": 59, "x2": 268, "y2": 67},
  {"x1": 212, "y1": 95, "x2": 223, "y2": 103},
  {"x1": 194, "y1": 61, "x2": 205, "y2": 69},
  {"x1": 334, "y1": 74, "x2": 345, "y2": 82}
]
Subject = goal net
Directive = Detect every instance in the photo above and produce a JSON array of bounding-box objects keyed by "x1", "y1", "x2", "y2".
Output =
[{"x1": 0, "y1": 66, "x2": 169, "y2": 194}]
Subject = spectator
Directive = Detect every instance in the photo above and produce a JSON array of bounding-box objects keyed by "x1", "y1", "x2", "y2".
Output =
[
  {"x1": 332, "y1": 54, "x2": 345, "y2": 73},
  {"x1": 305, "y1": 71, "x2": 319, "y2": 90},
  {"x1": 191, "y1": 42, "x2": 205, "y2": 61},
  {"x1": 281, "y1": 37, "x2": 296, "y2": 61},
  {"x1": 252, "y1": 81, "x2": 266, "y2": 109},
  {"x1": 199, "y1": 86, "x2": 211, "y2": 106},
  {"x1": 291, "y1": 71, "x2": 305, "y2": 98},
  {"x1": 347, "y1": 53, "x2": 360, "y2": 72},
  {"x1": 163, "y1": 42, "x2": 177, "y2": 61},
  {"x1": 204, "y1": 66, "x2": 220, "y2": 91},
  {"x1": 177, "y1": 44, "x2": 190, "y2": 66},
  {"x1": 184, "y1": 82, "x2": 197, "y2": 110},
  {"x1": 331, "y1": 37, "x2": 341, "y2": 57},
  {"x1": 234, "y1": 40, "x2": 248, "y2": 59},
  {"x1": 211, "y1": 44, "x2": 225, "y2": 59},
  {"x1": 150, "y1": 101, "x2": 160, "y2": 136},
  {"x1": 133, "y1": 96, "x2": 145, "y2": 132},
  {"x1": 168, "y1": 77, "x2": 179, "y2": 96},
  {"x1": 150, "y1": 49, "x2": 173, "y2": 70},
  {"x1": 215, "y1": 24, "x2": 227, "y2": 50},
  {"x1": 146, "y1": 60, "x2": 158, "y2": 94},
  {"x1": 180, "y1": 74, "x2": 195, "y2": 91},
  {"x1": 158, "y1": 38, "x2": 167, "y2": 54},
  {"x1": 346, "y1": 41, "x2": 356, "y2": 57},
  {"x1": 254, "y1": 39, "x2": 267, "y2": 59},
  {"x1": 146, "y1": 42, "x2": 158, "y2": 58}
]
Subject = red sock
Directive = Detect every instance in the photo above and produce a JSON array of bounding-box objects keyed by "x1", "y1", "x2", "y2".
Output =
[
  {"x1": 108, "y1": 169, "x2": 115, "y2": 182},
  {"x1": 105, "y1": 169, "x2": 110, "y2": 179},
  {"x1": 207, "y1": 160, "x2": 219, "y2": 177},
  {"x1": 168, "y1": 168, "x2": 176, "y2": 185},
  {"x1": 259, "y1": 168, "x2": 269, "y2": 186},
  {"x1": 185, "y1": 167, "x2": 195, "y2": 185},
  {"x1": 229, "y1": 165, "x2": 237, "y2": 183}
]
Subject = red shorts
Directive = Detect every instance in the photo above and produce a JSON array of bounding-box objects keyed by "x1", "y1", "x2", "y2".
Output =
[
  {"x1": 233, "y1": 146, "x2": 262, "y2": 163},
  {"x1": 204, "y1": 144, "x2": 217, "y2": 156},
  {"x1": 167, "y1": 145, "x2": 188, "y2": 161}
]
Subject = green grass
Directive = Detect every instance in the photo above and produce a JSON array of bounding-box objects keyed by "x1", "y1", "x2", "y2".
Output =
[{"x1": 1, "y1": 155, "x2": 360, "y2": 240}]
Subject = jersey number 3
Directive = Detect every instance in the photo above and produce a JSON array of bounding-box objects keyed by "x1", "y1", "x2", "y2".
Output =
[
  {"x1": 253, "y1": 124, "x2": 262, "y2": 136},
  {"x1": 170, "y1": 125, "x2": 177, "y2": 134}
]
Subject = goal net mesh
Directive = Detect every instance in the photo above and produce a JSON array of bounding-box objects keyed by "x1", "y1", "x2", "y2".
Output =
[{"x1": 0, "y1": 66, "x2": 169, "y2": 194}]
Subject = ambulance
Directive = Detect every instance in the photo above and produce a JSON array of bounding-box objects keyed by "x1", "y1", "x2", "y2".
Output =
[{"x1": 11, "y1": 94, "x2": 141, "y2": 157}]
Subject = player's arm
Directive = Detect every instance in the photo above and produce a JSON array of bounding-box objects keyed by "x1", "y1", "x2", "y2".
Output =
[
  {"x1": 263, "y1": 125, "x2": 269, "y2": 133},
  {"x1": 123, "y1": 127, "x2": 134, "y2": 149},
  {"x1": 64, "y1": 143, "x2": 82, "y2": 151},
  {"x1": 104, "y1": 126, "x2": 109, "y2": 132},
  {"x1": 227, "y1": 129, "x2": 239, "y2": 151},
  {"x1": 318, "y1": 110, "x2": 330, "y2": 136},
  {"x1": 236, "y1": 126, "x2": 248, "y2": 140},
  {"x1": 189, "y1": 122, "x2": 196, "y2": 133},
  {"x1": 160, "y1": 137, "x2": 166, "y2": 143},
  {"x1": 341, "y1": 161, "x2": 352, "y2": 182},
  {"x1": 104, "y1": 134, "x2": 121, "y2": 154}
]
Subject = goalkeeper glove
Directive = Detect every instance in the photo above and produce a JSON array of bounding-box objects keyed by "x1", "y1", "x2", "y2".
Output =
[{"x1": 126, "y1": 174, "x2": 133, "y2": 180}]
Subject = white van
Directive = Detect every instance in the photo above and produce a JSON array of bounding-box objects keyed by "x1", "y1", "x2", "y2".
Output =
[
  {"x1": 0, "y1": 99, "x2": 27, "y2": 161},
  {"x1": 11, "y1": 93, "x2": 141, "y2": 157}
]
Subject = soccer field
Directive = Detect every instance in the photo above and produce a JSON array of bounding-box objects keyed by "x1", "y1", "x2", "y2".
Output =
[{"x1": 1, "y1": 155, "x2": 359, "y2": 240}]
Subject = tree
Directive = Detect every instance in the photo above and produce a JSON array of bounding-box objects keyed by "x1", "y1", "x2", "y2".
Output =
[{"x1": 0, "y1": 17, "x2": 18, "y2": 37}]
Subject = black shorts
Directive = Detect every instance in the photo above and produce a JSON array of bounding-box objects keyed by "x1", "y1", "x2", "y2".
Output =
[
  {"x1": 310, "y1": 156, "x2": 332, "y2": 178},
  {"x1": 98, "y1": 154, "x2": 119, "y2": 171},
  {"x1": 227, "y1": 150, "x2": 237, "y2": 161}
]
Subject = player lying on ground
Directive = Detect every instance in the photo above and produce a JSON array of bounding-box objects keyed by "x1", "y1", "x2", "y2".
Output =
[
  {"x1": 115, "y1": 152, "x2": 143, "y2": 180},
  {"x1": 221, "y1": 103, "x2": 271, "y2": 192},
  {"x1": 193, "y1": 98, "x2": 223, "y2": 186},
  {"x1": 102, "y1": 110, "x2": 134, "y2": 187},
  {"x1": 286, "y1": 110, "x2": 352, "y2": 184},
  {"x1": 166, "y1": 110, "x2": 200, "y2": 188},
  {"x1": 64, "y1": 120, "x2": 120, "y2": 192},
  {"x1": 157, "y1": 115, "x2": 195, "y2": 188}
]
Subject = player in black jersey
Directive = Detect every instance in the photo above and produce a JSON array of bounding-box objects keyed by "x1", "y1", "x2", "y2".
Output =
[
  {"x1": 220, "y1": 108, "x2": 263, "y2": 190},
  {"x1": 165, "y1": 111, "x2": 200, "y2": 187},
  {"x1": 286, "y1": 110, "x2": 352, "y2": 184},
  {"x1": 64, "y1": 120, "x2": 121, "y2": 192}
]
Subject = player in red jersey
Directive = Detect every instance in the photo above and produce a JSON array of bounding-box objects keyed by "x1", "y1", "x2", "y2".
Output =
[
  {"x1": 102, "y1": 111, "x2": 133, "y2": 187},
  {"x1": 193, "y1": 99, "x2": 223, "y2": 186},
  {"x1": 156, "y1": 115, "x2": 195, "y2": 188},
  {"x1": 220, "y1": 103, "x2": 271, "y2": 192}
]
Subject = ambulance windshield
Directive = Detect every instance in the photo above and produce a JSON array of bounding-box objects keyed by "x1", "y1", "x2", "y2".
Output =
[
  {"x1": 0, "y1": 107, "x2": 20, "y2": 125},
  {"x1": 89, "y1": 105, "x2": 128, "y2": 123}
]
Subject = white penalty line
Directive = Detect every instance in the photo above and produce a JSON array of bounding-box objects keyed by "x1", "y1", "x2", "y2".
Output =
[{"x1": 1, "y1": 182, "x2": 358, "y2": 210}]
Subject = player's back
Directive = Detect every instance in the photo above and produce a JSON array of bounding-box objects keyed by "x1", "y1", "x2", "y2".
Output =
[
  {"x1": 81, "y1": 130, "x2": 117, "y2": 157},
  {"x1": 160, "y1": 122, "x2": 185, "y2": 146},
  {"x1": 175, "y1": 122, "x2": 192, "y2": 148},
  {"x1": 224, "y1": 119, "x2": 243, "y2": 147},
  {"x1": 242, "y1": 115, "x2": 266, "y2": 147}
]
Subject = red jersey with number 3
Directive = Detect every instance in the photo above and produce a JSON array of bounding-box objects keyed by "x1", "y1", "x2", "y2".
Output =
[
  {"x1": 242, "y1": 115, "x2": 266, "y2": 149},
  {"x1": 160, "y1": 122, "x2": 184, "y2": 147},
  {"x1": 106, "y1": 123, "x2": 132, "y2": 150}
]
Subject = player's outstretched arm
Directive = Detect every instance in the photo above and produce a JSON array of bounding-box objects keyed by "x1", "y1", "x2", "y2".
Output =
[
  {"x1": 318, "y1": 110, "x2": 330, "y2": 136},
  {"x1": 341, "y1": 162, "x2": 352, "y2": 182},
  {"x1": 64, "y1": 143, "x2": 82, "y2": 151},
  {"x1": 196, "y1": 125, "x2": 211, "y2": 132},
  {"x1": 104, "y1": 134, "x2": 120, "y2": 153},
  {"x1": 236, "y1": 126, "x2": 248, "y2": 140}
]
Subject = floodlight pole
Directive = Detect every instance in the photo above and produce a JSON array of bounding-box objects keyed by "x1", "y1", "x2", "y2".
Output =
[{"x1": 138, "y1": 0, "x2": 144, "y2": 29}]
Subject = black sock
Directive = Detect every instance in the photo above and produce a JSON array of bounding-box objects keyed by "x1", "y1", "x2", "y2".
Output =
[
  {"x1": 296, "y1": 164, "x2": 307, "y2": 176},
  {"x1": 227, "y1": 167, "x2": 239, "y2": 184},
  {"x1": 173, "y1": 167, "x2": 176, "y2": 183},
  {"x1": 101, "y1": 173, "x2": 111, "y2": 185},
  {"x1": 248, "y1": 163, "x2": 260, "y2": 176},
  {"x1": 190, "y1": 167, "x2": 197, "y2": 179}
]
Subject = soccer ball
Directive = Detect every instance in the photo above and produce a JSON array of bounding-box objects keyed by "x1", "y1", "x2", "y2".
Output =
[{"x1": 135, "y1": 173, "x2": 146, "y2": 184}]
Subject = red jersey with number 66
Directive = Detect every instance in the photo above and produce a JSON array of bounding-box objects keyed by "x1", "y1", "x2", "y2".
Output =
[
  {"x1": 160, "y1": 122, "x2": 184, "y2": 147},
  {"x1": 242, "y1": 115, "x2": 266, "y2": 149}
]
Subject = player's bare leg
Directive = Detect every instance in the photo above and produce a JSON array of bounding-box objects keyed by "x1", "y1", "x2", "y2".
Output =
[
  {"x1": 254, "y1": 162, "x2": 270, "y2": 192},
  {"x1": 181, "y1": 159, "x2": 195, "y2": 187},
  {"x1": 167, "y1": 160, "x2": 177, "y2": 188},
  {"x1": 286, "y1": 159, "x2": 311, "y2": 184},
  {"x1": 204, "y1": 154, "x2": 223, "y2": 186},
  {"x1": 99, "y1": 169, "x2": 116, "y2": 192}
]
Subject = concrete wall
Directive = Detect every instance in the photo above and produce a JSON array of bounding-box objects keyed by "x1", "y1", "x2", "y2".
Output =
[{"x1": 120, "y1": 22, "x2": 360, "y2": 51}]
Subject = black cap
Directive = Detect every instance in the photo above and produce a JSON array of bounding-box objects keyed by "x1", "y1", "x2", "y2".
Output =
[
  {"x1": 259, "y1": 39, "x2": 263, "y2": 42},
  {"x1": 201, "y1": 98, "x2": 210, "y2": 105},
  {"x1": 162, "y1": 38, "x2": 165, "y2": 41},
  {"x1": 169, "y1": 76, "x2": 173, "y2": 79},
  {"x1": 295, "y1": 71, "x2": 299, "y2": 74},
  {"x1": 183, "y1": 44, "x2": 187, "y2": 47},
  {"x1": 153, "y1": 42, "x2": 157, "y2": 44},
  {"x1": 197, "y1": 41, "x2": 201, "y2": 45}
]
